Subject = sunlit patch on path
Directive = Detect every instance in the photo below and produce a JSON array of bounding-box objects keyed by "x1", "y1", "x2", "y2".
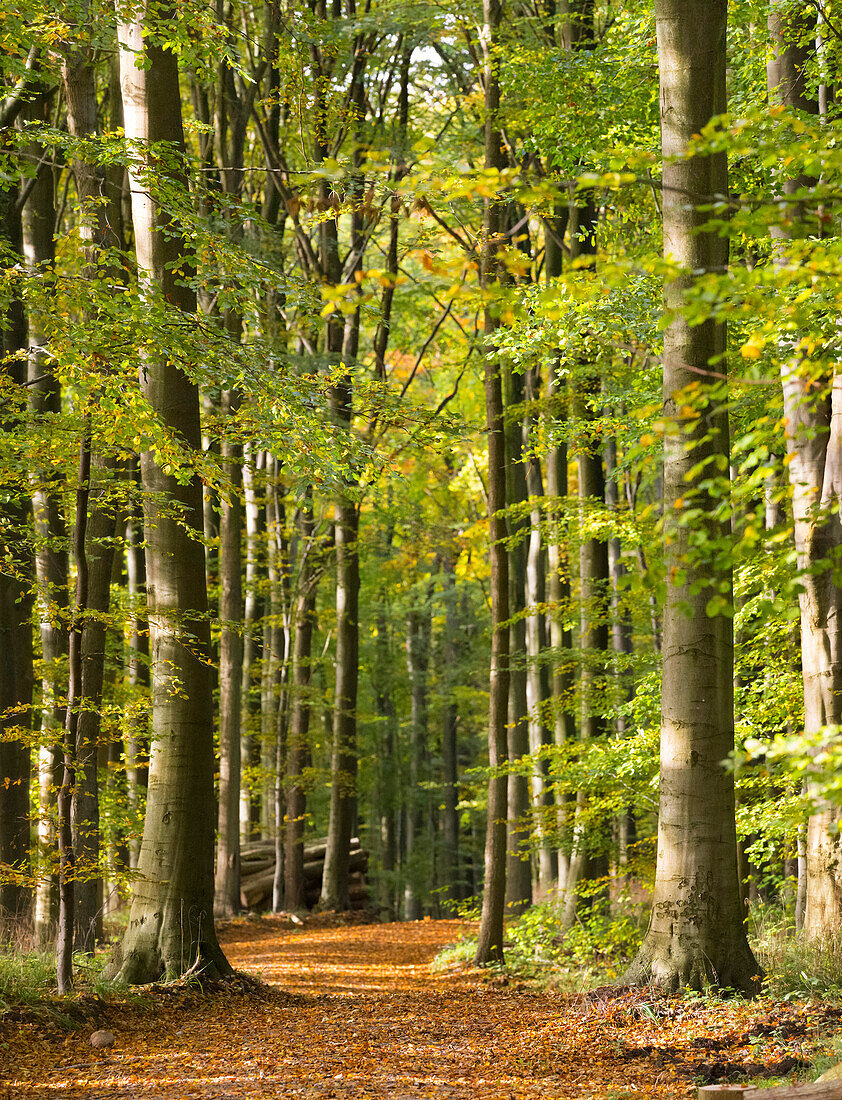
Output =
[{"x1": 2, "y1": 917, "x2": 838, "y2": 1099}]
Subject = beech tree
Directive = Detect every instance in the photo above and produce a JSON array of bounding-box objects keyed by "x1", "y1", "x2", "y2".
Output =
[
  {"x1": 623, "y1": 0, "x2": 760, "y2": 991},
  {"x1": 113, "y1": 4, "x2": 231, "y2": 982}
]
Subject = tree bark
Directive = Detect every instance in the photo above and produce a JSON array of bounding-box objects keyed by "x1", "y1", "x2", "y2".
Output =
[
  {"x1": 623, "y1": 0, "x2": 760, "y2": 992},
  {"x1": 439, "y1": 554, "x2": 462, "y2": 906},
  {"x1": 240, "y1": 447, "x2": 264, "y2": 841},
  {"x1": 0, "y1": 132, "x2": 34, "y2": 934},
  {"x1": 767, "y1": 0, "x2": 842, "y2": 942},
  {"x1": 21, "y1": 94, "x2": 64, "y2": 947},
  {"x1": 284, "y1": 497, "x2": 318, "y2": 911},
  {"x1": 505, "y1": 365, "x2": 533, "y2": 915},
  {"x1": 114, "y1": 6, "x2": 231, "y2": 982},
  {"x1": 475, "y1": 0, "x2": 510, "y2": 966},
  {"x1": 524, "y1": 374, "x2": 556, "y2": 894},
  {"x1": 404, "y1": 588, "x2": 433, "y2": 919},
  {"x1": 320, "y1": 19, "x2": 366, "y2": 910}
]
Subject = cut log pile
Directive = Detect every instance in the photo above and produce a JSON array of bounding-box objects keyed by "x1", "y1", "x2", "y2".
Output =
[{"x1": 239, "y1": 836, "x2": 370, "y2": 911}]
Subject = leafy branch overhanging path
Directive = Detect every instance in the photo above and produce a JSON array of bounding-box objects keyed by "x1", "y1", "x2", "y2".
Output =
[{"x1": 3, "y1": 917, "x2": 841, "y2": 1098}]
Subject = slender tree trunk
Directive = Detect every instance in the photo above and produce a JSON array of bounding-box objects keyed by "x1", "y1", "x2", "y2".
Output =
[
  {"x1": 624, "y1": 0, "x2": 759, "y2": 991},
  {"x1": 22, "y1": 96, "x2": 64, "y2": 947},
  {"x1": 63, "y1": 28, "x2": 125, "y2": 952},
  {"x1": 475, "y1": 0, "x2": 510, "y2": 965},
  {"x1": 240, "y1": 448, "x2": 264, "y2": 841},
  {"x1": 125, "y1": 484, "x2": 149, "y2": 871},
  {"x1": 767, "y1": 0, "x2": 842, "y2": 942},
  {"x1": 284, "y1": 497, "x2": 317, "y2": 911},
  {"x1": 524, "y1": 370, "x2": 556, "y2": 894},
  {"x1": 604, "y1": 434, "x2": 635, "y2": 867},
  {"x1": 404, "y1": 588, "x2": 433, "y2": 919},
  {"x1": 215, "y1": 387, "x2": 243, "y2": 917},
  {"x1": 543, "y1": 203, "x2": 576, "y2": 890},
  {"x1": 320, "y1": 48, "x2": 365, "y2": 908},
  {"x1": 505, "y1": 366, "x2": 532, "y2": 915},
  {"x1": 0, "y1": 140, "x2": 34, "y2": 935},
  {"x1": 58, "y1": 435, "x2": 91, "y2": 992},
  {"x1": 439, "y1": 555, "x2": 461, "y2": 906},
  {"x1": 114, "y1": 7, "x2": 231, "y2": 982}
]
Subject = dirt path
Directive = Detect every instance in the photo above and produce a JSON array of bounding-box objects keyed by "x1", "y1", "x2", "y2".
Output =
[{"x1": 1, "y1": 917, "x2": 830, "y2": 1099}]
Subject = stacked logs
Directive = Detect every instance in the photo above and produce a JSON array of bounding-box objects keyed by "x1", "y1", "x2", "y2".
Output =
[{"x1": 239, "y1": 836, "x2": 370, "y2": 911}]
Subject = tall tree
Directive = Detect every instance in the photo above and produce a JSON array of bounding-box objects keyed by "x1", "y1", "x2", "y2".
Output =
[
  {"x1": 113, "y1": 4, "x2": 231, "y2": 982},
  {"x1": 766, "y1": 0, "x2": 842, "y2": 941},
  {"x1": 62, "y1": 17, "x2": 122, "y2": 952},
  {"x1": 623, "y1": 0, "x2": 760, "y2": 991},
  {"x1": 475, "y1": 0, "x2": 510, "y2": 966},
  {"x1": 0, "y1": 64, "x2": 37, "y2": 933}
]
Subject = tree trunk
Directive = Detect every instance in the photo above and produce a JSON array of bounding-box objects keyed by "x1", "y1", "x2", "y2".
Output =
[
  {"x1": 439, "y1": 555, "x2": 462, "y2": 906},
  {"x1": 125, "y1": 482, "x2": 149, "y2": 871},
  {"x1": 240, "y1": 447, "x2": 264, "y2": 841},
  {"x1": 767, "y1": 0, "x2": 842, "y2": 942},
  {"x1": 21, "y1": 95, "x2": 64, "y2": 948},
  {"x1": 320, "y1": 34, "x2": 365, "y2": 909},
  {"x1": 404, "y1": 589, "x2": 433, "y2": 919},
  {"x1": 544, "y1": 216, "x2": 576, "y2": 891},
  {"x1": 114, "y1": 6, "x2": 231, "y2": 982},
  {"x1": 604, "y1": 434, "x2": 635, "y2": 867},
  {"x1": 505, "y1": 365, "x2": 533, "y2": 916},
  {"x1": 524, "y1": 376, "x2": 556, "y2": 894},
  {"x1": 62, "y1": 27, "x2": 126, "y2": 952},
  {"x1": 623, "y1": 0, "x2": 760, "y2": 992},
  {"x1": 475, "y1": 0, "x2": 509, "y2": 966},
  {"x1": 0, "y1": 137, "x2": 34, "y2": 935},
  {"x1": 215, "y1": 387, "x2": 243, "y2": 917},
  {"x1": 284, "y1": 498, "x2": 318, "y2": 911}
]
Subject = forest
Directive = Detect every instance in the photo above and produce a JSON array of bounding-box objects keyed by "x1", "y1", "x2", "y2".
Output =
[{"x1": 4, "y1": 0, "x2": 842, "y2": 1083}]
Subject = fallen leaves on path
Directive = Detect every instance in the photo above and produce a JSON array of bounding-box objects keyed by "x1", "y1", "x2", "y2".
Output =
[{"x1": 1, "y1": 916, "x2": 841, "y2": 1099}]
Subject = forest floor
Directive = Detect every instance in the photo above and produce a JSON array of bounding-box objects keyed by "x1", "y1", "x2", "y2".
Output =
[{"x1": 2, "y1": 914, "x2": 842, "y2": 1099}]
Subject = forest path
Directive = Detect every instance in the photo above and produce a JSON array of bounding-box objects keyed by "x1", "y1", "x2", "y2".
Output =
[{"x1": 4, "y1": 916, "x2": 822, "y2": 1099}]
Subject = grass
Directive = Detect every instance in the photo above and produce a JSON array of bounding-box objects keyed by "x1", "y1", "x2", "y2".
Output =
[
  {"x1": 434, "y1": 890, "x2": 648, "y2": 989},
  {"x1": 0, "y1": 942, "x2": 112, "y2": 1018},
  {"x1": 749, "y1": 900, "x2": 842, "y2": 1000}
]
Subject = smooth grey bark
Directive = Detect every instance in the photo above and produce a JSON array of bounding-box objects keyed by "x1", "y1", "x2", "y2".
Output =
[
  {"x1": 284, "y1": 497, "x2": 318, "y2": 911},
  {"x1": 505, "y1": 365, "x2": 533, "y2": 915},
  {"x1": 404, "y1": 587, "x2": 433, "y2": 919},
  {"x1": 62, "y1": 31, "x2": 123, "y2": 953},
  {"x1": 439, "y1": 555, "x2": 462, "y2": 906},
  {"x1": 372, "y1": 519, "x2": 398, "y2": 915},
  {"x1": 58, "y1": 433, "x2": 92, "y2": 992},
  {"x1": 524, "y1": 372, "x2": 556, "y2": 893},
  {"x1": 260, "y1": 460, "x2": 282, "y2": 840},
  {"x1": 114, "y1": 8, "x2": 231, "y2": 982},
  {"x1": 215, "y1": 387, "x2": 243, "y2": 917},
  {"x1": 125, "y1": 486, "x2": 149, "y2": 871},
  {"x1": 544, "y1": 213, "x2": 576, "y2": 891},
  {"x1": 320, "y1": 21, "x2": 365, "y2": 910},
  {"x1": 0, "y1": 139, "x2": 34, "y2": 934},
  {"x1": 22, "y1": 95, "x2": 64, "y2": 947},
  {"x1": 623, "y1": 0, "x2": 760, "y2": 992},
  {"x1": 240, "y1": 447, "x2": 264, "y2": 841},
  {"x1": 604, "y1": 435, "x2": 635, "y2": 865},
  {"x1": 475, "y1": 0, "x2": 510, "y2": 966},
  {"x1": 212, "y1": 25, "x2": 256, "y2": 916},
  {"x1": 767, "y1": 1, "x2": 842, "y2": 941},
  {"x1": 272, "y1": 482, "x2": 292, "y2": 913}
]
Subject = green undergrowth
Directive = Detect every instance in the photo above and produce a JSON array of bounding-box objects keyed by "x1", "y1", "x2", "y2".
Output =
[
  {"x1": 0, "y1": 945, "x2": 111, "y2": 1012},
  {"x1": 437, "y1": 894, "x2": 842, "y2": 1003},
  {"x1": 749, "y1": 901, "x2": 842, "y2": 1001},
  {"x1": 435, "y1": 889, "x2": 648, "y2": 990}
]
